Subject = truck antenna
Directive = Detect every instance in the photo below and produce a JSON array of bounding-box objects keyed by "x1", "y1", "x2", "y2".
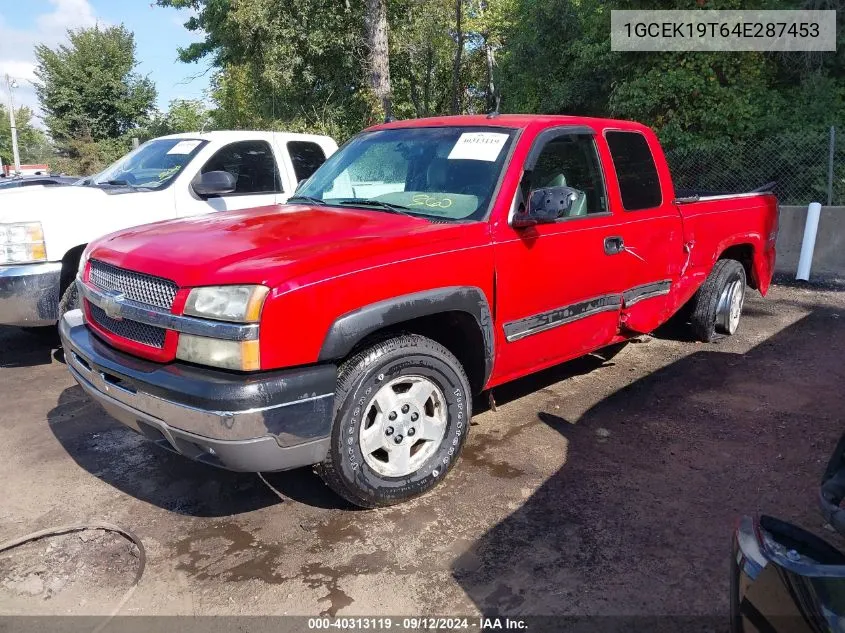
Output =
[{"x1": 487, "y1": 95, "x2": 502, "y2": 119}]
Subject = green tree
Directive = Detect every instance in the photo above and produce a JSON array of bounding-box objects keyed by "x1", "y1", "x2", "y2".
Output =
[
  {"x1": 51, "y1": 134, "x2": 130, "y2": 176},
  {"x1": 145, "y1": 99, "x2": 214, "y2": 138},
  {"x1": 159, "y1": 0, "x2": 845, "y2": 151},
  {"x1": 160, "y1": 0, "x2": 484, "y2": 136},
  {"x1": 390, "y1": 0, "x2": 458, "y2": 118},
  {"x1": 34, "y1": 25, "x2": 157, "y2": 150},
  {"x1": 461, "y1": 0, "x2": 518, "y2": 113},
  {"x1": 499, "y1": 0, "x2": 844, "y2": 146},
  {"x1": 160, "y1": 0, "x2": 371, "y2": 137},
  {"x1": 0, "y1": 105, "x2": 54, "y2": 167}
]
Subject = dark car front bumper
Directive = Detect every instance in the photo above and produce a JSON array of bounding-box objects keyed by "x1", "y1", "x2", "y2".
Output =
[
  {"x1": 59, "y1": 309, "x2": 336, "y2": 472},
  {"x1": 731, "y1": 515, "x2": 845, "y2": 633}
]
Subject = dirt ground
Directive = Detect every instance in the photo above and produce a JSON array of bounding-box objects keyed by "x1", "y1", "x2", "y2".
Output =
[{"x1": 1, "y1": 282, "x2": 844, "y2": 621}]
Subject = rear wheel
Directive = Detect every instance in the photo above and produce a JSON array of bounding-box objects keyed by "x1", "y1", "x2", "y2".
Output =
[
  {"x1": 316, "y1": 334, "x2": 472, "y2": 508},
  {"x1": 689, "y1": 259, "x2": 747, "y2": 342}
]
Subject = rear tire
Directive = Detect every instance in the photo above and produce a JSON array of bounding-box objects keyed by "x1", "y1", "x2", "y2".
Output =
[
  {"x1": 689, "y1": 259, "x2": 747, "y2": 343},
  {"x1": 316, "y1": 334, "x2": 472, "y2": 508}
]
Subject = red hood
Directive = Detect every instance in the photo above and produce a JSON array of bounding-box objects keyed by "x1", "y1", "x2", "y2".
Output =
[{"x1": 90, "y1": 204, "x2": 479, "y2": 289}]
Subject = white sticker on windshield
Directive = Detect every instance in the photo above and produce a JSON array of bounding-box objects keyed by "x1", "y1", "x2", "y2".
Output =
[
  {"x1": 166, "y1": 140, "x2": 202, "y2": 155},
  {"x1": 447, "y1": 132, "x2": 509, "y2": 162}
]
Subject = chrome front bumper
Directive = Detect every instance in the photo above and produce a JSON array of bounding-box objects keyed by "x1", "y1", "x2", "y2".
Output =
[
  {"x1": 60, "y1": 310, "x2": 336, "y2": 472},
  {"x1": 0, "y1": 262, "x2": 62, "y2": 326}
]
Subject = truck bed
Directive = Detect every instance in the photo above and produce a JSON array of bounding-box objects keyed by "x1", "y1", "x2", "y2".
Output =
[{"x1": 674, "y1": 191, "x2": 778, "y2": 303}]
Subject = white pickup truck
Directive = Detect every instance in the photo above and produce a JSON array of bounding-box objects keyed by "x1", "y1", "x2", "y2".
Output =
[{"x1": 0, "y1": 130, "x2": 338, "y2": 328}]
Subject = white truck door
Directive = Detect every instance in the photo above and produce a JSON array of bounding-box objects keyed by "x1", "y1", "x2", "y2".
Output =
[
  {"x1": 176, "y1": 139, "x2": 284, "y2": 216},
  {"x1": 276, "y1": 137, "x2": 332, "y2": 202}
]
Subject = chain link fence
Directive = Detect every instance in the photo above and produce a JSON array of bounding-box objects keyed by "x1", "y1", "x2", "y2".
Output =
[{"x1": 665, "y1": 127, "x2": 843, "y2": 206}]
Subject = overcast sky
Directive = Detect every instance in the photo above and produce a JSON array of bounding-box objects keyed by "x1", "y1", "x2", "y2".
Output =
[{"x1": 0, "y1": 0, "x2": 212, "y2": 126}]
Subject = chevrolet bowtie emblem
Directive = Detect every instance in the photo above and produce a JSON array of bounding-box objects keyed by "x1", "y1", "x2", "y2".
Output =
[{"x1": 100, "y1": 290, "x2": 126, "y2": 320}]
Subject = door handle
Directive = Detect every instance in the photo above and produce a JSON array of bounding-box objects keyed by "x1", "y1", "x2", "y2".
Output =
[{"x1": 604, "y1": 236, "x2": 624, "y2": 255}]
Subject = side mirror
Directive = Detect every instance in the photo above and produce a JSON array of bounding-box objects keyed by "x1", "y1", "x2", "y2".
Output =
[
  {"x1": 512, "y1": 186, "x2": 580, "y2": 228},
  {"x1": 193, "y1": 170, "x2": 237, "y2": 197}
]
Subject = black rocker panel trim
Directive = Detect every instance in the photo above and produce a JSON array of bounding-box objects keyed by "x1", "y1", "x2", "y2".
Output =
[
  {"x1": 503, "y1": 294, "x2": 622, "y2": 342},
  {"x1": 622, "y1": 280, "x2": 672, "y2": 307}
]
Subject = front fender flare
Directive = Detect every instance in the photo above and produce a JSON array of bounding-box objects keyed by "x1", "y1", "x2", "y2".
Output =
[{"x1": 318, "y1": 286, "x2": 494, "y2": 384}]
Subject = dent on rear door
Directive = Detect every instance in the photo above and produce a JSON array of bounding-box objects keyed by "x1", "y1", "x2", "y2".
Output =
[{"x1": 601, "y1": 129, "x2": 685, "y2": 334}]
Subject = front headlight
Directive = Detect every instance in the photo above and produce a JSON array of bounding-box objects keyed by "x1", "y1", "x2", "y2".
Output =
[
  {"x1": 0, "y1": 222, "x2": 47, "y2": 265},
  {"x1": 183, "y1": 285, "x2": 269, "y2": 322},
  {"x1": 176, "y1": 334, "x2": 261, "y2": 371}
]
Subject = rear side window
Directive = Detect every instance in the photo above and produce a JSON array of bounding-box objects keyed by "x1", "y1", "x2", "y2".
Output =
[
  {"x1": 605, "y1": 131, "x2": 662, "y2": 211},
  {"x1": 288, "y1": 141, "x2": 327, "y2": 182},
  {"x1": 199, "y1": 140, "x2": 283, "y2": 194}
]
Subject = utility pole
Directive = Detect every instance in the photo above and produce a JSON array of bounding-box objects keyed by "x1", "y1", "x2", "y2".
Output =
[{"x1": 5, "y1": 73, "x2": 22, "y2": 177}]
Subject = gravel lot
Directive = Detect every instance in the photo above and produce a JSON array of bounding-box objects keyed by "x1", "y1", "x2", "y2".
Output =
[{"x1": 1, "y1": 282, "x2": 844, "y2": 618}]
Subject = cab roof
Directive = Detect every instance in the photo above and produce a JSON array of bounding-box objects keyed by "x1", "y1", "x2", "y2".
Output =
[
  {"x1": 153, "y1": 130, "x2": 334, "y2": 143},
  {"x1": 369, "y1": 114, "x2": 652, "y2": 134}
]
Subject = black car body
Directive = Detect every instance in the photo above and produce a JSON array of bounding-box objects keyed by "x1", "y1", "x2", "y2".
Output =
[
  {"x1": 0, "y1": 175, "x2": 79, "y2": 190},
  {"x1": 733, "y1": 435, "x2": 845, "y2": 633}
]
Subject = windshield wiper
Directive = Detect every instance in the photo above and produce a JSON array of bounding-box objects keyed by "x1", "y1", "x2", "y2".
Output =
[
  {"x1": 337, "y1": 198, "x2": 418, "y2": 217},
  {"x1": 99, "y1": 179, "x2": 143, "y2": 188},
  {"x1": 286, "y1": 195, "x2": 328, "y2": 206}
]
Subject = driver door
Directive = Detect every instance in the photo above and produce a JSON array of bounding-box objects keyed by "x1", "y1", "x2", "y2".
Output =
[
  {"x1": 178, "y1": 140, "x2": 284, "y2": 216},
  {"x1": 490, "y1": 128, "x2": 629, "y2": 385}
]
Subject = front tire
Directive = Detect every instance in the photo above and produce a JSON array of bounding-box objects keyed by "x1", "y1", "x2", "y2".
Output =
[
  {"x1": 689, "y1": 259, "x2": 747, "y2": 342},
  {"x1": 316, "y1": 334, "x2": 472, "y2": 508},
  {"x1": 58, "y1": 282, "x2": 79, "y2": 319}
]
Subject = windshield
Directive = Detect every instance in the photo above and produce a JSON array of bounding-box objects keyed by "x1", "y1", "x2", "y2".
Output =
[
  {"x1": 295, "y1": 126, "x2": 517, "y2": 221},
  {"x1": 89, "y1": 138, "x2": 207, "y2": 190}
]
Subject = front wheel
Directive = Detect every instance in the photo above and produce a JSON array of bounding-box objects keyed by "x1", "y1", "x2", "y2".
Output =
[
  {"x1": 316, "y1": 334, "x2": 472, "y2": 508},
  {"x1": 58, "y1": 282, "x2": 79, "y2": 319}
]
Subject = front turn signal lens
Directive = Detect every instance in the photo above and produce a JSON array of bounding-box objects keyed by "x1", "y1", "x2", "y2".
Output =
[{"x1": 176, "y1": 334, "x2": 261, "y2": 371}]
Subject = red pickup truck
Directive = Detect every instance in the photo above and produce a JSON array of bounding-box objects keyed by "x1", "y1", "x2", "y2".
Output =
[{"x1": 59, "y1": 114, "x2": 778, "y2": 507}]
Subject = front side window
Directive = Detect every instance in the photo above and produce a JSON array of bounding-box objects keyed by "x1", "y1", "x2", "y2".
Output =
[
  {"x1": 605, "y1": 131, "x2": 662, "y2": 211},
  {"x1": 288, "y1": 141, "x2": 327, "y2": 182},
  {"x1": 198, "y1": 140, "x2": 283, "y2": 195},
  {"x1": 529, "y1": 133, "x2": 607, "y2": 217},
  {"x1": 294, "y1": 126, "x2": 517, "y2": 221},
  {"x1": 92, "y1": 138, "x2": 207, "y2": 190}
]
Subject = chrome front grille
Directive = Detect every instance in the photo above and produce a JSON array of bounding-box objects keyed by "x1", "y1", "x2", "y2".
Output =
[
  {"x1": 89, "y1": 260, "x2": 178, "y2": 310},
  {"x1": 89, "y1": 304, "x2": 167, "y2": 349}
]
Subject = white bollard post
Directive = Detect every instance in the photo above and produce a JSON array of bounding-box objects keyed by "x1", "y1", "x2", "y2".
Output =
[{"x1": 796, "y1": 202, "x2": 822, "y2": 281}]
